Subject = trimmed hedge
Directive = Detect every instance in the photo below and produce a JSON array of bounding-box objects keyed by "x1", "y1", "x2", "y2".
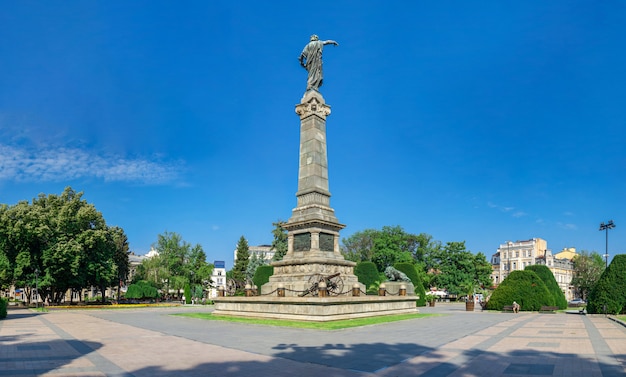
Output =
[
  {"x1": 486, "y1": 270, "x2": 555, "y2": 311},
  {"x1": 125, "y1": 280, "x2": 159, "y2": 300},
  {"x1": 252, "y1": 265, "x2": 274, "y2": 288},
  {"x1": 354, "y1": 261, "x2": 381, "y2": 295},
  {"x1": 587, "y1": 254, "x2": 626, "y2": 314},
  {"x1": 525, "y1": 264, "x2": 567, "y2": 309},
  {"x1": 184, "y1": 284, "x2": 192, "y2": 304},
  {"x1": 394, "y1": 262, "x2": 427, "y2": 307},
  {"x1": 0, "y1": 297, "x2": 7, "y2": 319}
]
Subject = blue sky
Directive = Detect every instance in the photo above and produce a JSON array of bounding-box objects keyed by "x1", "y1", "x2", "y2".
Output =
[{"x1": 1, "y1": 2, "x2": 624, "y2": 268}]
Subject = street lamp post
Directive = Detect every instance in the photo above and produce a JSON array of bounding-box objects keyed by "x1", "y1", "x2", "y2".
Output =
[
  {"x1": 507, "y1": 241, "x2": 512, "y2": 275},
  {"x1": 34, "y1": 268, "x2": 39, "y2": 310},
  {"x1": 599, "y1": 220, "x2": 616, "y2": 268}
]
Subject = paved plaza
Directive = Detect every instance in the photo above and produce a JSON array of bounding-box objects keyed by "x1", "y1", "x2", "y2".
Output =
[{"x1": 1, "y1": 303, "x2": 625, "y2": 377}]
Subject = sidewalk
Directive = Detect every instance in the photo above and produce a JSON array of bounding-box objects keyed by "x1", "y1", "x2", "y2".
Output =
[{"x1": 1, "y1": 303, "x2": 625, "y2": 376}]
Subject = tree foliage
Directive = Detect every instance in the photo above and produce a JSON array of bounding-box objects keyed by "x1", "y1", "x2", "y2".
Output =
[
  {"x1": 232, "y1": 236, "x2": 250, "y2": 284},
  {"x1": 341, "y1": 226, "x2": 492, "y2": 297},
  {"x1": 429, "y1": 242, "x2": 492, "y2": 295},
  {"x1": 134, "y1": 232, "x2": 213, "y2": 298},
  {"x1": 0, "y1": 187, "x2": 129, "y2": 304},
  {"x1": 587, "y1": 254, "x2": 626, "y2": 314},
  {"x1": 571, "y1": 250, "x2": 605, "y2": 300},
  {"x1": 246, "y1": 252, "x2": 266, "y2": 281},
  {"x1": 341, "y1": 226, "x2": 419, "y2": 272},
  {"x1": 486, "y1": 270, "x2": 555, "y2": 311},
  {"x1": 270, "y1": 220, "x2": 288, "y2": 262},
  {"x1": 525, "y1": 264, "x2": 567, "y2": 309}
]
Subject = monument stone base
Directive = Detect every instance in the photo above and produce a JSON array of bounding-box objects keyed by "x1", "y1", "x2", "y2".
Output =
[{"x1": 212, "y1": 295, "x2": 418, "y2": 322}]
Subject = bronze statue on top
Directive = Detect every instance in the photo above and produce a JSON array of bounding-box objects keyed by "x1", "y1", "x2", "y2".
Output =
[{"x1": 299, "y1": 34, "x2": 338, "y2": 92}]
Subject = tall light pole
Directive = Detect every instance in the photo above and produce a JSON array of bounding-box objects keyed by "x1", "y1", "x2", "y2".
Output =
[
  {"x1": 507, "y1": 241, "x2": 512, "y2": 275},
  {"x1": 599, "y1": 220, "x2": 615, "y2": 268}
]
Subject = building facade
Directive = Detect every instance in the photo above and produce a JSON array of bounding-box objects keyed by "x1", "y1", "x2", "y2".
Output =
[{"x1": 233, "y1": 244, "x2": 275, "y2": 264}]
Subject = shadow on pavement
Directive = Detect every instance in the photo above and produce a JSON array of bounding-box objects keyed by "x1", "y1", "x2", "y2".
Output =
[
  {"x1": 126, "y1": 342, "x2": 626, "y2": 376},
  {"x1": 0, "y1": 338, "x2": 103, "y2": 377}
]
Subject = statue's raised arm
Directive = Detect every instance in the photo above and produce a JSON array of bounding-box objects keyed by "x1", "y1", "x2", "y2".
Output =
[{"x1": 299, "y1": 34, "x2": 339, "y2": 92}]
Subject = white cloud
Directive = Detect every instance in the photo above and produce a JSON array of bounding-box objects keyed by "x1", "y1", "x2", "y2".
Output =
[
  {"x1": 0, "y1": 144, "x2": 182, "y2": 184},
  {"x1": 557, "y1": 222, "x2": 578, "y2": 230},
  {"x1": 487, "y1": 201, "x2": 517, "y2": 214}
]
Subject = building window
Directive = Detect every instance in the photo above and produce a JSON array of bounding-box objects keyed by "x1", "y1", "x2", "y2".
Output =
[{"x1": 513, "y1": 262, "x2": 517, "y2": 270}]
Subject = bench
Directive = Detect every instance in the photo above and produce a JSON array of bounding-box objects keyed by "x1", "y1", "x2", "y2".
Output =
[
  {"x1": 503, "y1": 305, "x2": 514, "y2": 312},
  {"x1": 540, "y1": 306, "x2": 559, "y2": 313}
]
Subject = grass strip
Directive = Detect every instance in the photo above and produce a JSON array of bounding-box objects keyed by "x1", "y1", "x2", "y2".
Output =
[
  {"x1": 46, "y1": 303, "x2": 183, "y2": 310},
  {"x1": 174, "y1": 312, "x2": 438, "y2": 330}
]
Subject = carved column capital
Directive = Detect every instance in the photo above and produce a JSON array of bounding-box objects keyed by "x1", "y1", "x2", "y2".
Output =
[{"x1": 295, "y1": 96, "x2": 331, "y2": 119}]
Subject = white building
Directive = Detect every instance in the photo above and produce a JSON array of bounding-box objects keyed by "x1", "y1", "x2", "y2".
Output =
[
  {"x1": 209, "y1": 261, "x2": 227, "y2": 298},
  {"x1": 233, "y1": 244, "x2": 275, "y2": 264}
]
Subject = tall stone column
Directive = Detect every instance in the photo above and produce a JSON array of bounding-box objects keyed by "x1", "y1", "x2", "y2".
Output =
[{"x1": 262, "y1": 91, "x2": 363, "y2": 295}]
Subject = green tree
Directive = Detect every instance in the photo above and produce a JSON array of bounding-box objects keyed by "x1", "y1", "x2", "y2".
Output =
[
  {"x1": 246, "y1": 252, "x2": 266, "y2": 281},
  {"x1": 0, "y1": 187, "x2": 127, "y2": 304},
  {"x1": 571, "y1": 250, "x2": 605, "y2": 300},
  {"x1": 587, "y1": 254, "x2": 626, "y2": 314},
  {"x1": 134, "y1": 232, "x2": 211, "y2": 299},
  {"x1": 486, "y1": 270, "x2": 555, "y2": 311},
  {"x1": 525, "y1": 264, "x2": 567, "y2": 309},
  {"x1": 232, "y1": 236, "x2": 250, "y2": 284},
  {"x1": 341, "y1": 226, "x2": 416, "y2": 272},
  {"x1": 110, "y1": 227, "x2": 130, "y2": 301},
  {"x1": 341, "y1": 229, "x2": 379, "y2": 263},
  {"x1": 430, "y1": 242, "x2": 492, "y2": 295},
  {"x1": 270, "y1": 220, "x2": 288, "y2": 261}
]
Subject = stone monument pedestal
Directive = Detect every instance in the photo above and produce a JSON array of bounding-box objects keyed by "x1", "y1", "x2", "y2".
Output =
[{"x1": 213, "y1": 90, "x2": 418, "y2": 320}]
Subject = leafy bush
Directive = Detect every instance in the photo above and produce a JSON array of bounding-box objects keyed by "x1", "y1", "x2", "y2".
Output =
[
  {"x1": 252, "y1": 265, "x2": 274, "y2": 288},
  {"x1": 354, "y1": 261, "x2": 380, "y2": 295},
  {"x1": 587, "y1": 254, "x2": 626, "y2": 314},
  {"x1": 394, "y1": 262, "x2": 427, "y2": 307},
  {"x1": 486, "y1": 270, "x2": 555, "y2": 311},
  {"x1": 0, "y1": 297, "x2": 7, "y2": 319},
  {"x1": 525, "y1": 265, "x2": 567, "y2": 309},
  {"x1": 125, "y1": 280, "x2": 158, "y2": 300}
]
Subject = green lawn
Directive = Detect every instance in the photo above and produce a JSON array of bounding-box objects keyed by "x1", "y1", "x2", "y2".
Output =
[
  {"x1": 174, "y1": 312, "x2": 439, "y2": 330},
  {"x1": 617, "y1": 315, "x2": 626, "y2": 322}
]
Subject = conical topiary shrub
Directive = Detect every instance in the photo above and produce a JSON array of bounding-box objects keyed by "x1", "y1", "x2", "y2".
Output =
[
  {"x1": 525, "y1": 264, "x2": 567, "y2": 309},
  {"x1": 587, "y1": 254, "x2": 626, "y2": 314},
  {"x1": 486, "y1": 270, "x2": 555, "y2": 311}
]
